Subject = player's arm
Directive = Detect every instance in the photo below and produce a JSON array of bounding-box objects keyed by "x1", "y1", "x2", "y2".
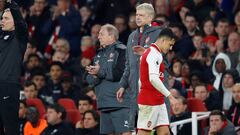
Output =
[{"x1": 147, "y1": 52, "x2": 177, "y2": 105}]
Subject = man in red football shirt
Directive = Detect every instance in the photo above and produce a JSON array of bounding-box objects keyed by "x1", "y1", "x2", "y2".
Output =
[{"x1": 137, "y1": 28, "x2": 178, "y2": 135}]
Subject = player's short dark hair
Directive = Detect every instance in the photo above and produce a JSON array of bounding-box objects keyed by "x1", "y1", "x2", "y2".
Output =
[{"x1": 158, "y1": 28, "x2": 177, "y2": 40}]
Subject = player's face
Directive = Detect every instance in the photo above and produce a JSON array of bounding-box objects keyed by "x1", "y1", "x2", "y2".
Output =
[{"x1": 162, "y1": 38, "x2": 175, "y2": 54}]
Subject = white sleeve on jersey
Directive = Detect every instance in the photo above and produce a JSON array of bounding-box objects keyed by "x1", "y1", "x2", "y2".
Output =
[{"x1": 146, "y1": 49, "x2": 171, "y2": 97}]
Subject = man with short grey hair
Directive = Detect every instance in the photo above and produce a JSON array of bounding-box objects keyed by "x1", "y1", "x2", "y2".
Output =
[
  {"x1": 86, "y1": 24, "x2": 131, "y2": 135},
  {"x1": 116, "y1": 3, "x2": 164, "y2": 130}
]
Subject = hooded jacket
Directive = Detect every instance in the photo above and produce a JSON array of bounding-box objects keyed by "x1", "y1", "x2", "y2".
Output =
[{"x1": 212, "y1": 53, "x2": 231, "y2": 90}]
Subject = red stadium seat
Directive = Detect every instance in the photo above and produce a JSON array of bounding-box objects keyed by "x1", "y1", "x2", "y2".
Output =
[
  {"x1": 58, "y1": 98, "x2": 77, "y2": 110},
  {"x1": 187, "y1": 98, "x2": 207, "y2": 112},
  {"x1": 26, "y1": 98, "x2": 46, "y2": 119},
  {"x1": 66, "y1": 109, "x2": 82, "y2": 126}
]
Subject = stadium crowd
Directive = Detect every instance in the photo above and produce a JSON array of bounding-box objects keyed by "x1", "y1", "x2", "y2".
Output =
[{"x1": 1, "y1": 0, "x2": 240, "y2": 134}]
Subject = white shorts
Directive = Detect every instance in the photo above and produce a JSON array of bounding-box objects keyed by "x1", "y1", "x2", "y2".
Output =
[{"x1": 137, "y1": 103, "x2": 169, "y2": 130}]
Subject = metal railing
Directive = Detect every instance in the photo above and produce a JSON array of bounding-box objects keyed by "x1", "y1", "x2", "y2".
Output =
[{"x1": 170, "y1": 112, "x2": 210, "y2": 135}]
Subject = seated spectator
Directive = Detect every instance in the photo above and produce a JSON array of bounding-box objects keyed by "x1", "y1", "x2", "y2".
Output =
[
  {"x1": 46, "y1": 62, "x2": 64, "y2": 102},
  {"x1": 53, "y1": 38, "x2": 70, "y2": 55},
  {"x1": 203, "y1": 110, "x2": 236, "y2": 135},
  {"x1": 24, "y1": 106, "x2": 47, "y2": 135},
  {"x1": 61, "y1": 71, "x2": 83, "y2": 103},
  {"x1": 219, "y1": 69, "x2": 239, "y2": 111},
  {"x1": 75, "y1": 110, "x2": 100, "y2": 135},
  {"x1": 41, "y1": 104, "x2": 74, "y2": 135},
  {"x1": 193, "y1": 83, "x2": 222, "y2": 111},
  {"x1": 19, "y1": 100, "x2": 28, "y2": 135},
  {"x1": 30, "y1": 69, "x2": 54, "y2": 105},
  {"x1": 171, "y1": 96, "x2": 192, "y2": 135},
  {"x1": 227, "y1": 83, "x2": 240, "y2": 126},
  {"x1": 76, "y1": 95, "x2": 94, "y2": 128},
  {"x1": 226, "y1": 32, "x2": 240, "y2": 68},
  {"x1": 77, "y1": 95, "x2": 93, "y2": 115},
  {"x1": 23, "y1": 81, "x2": 38, "y2": 100},
  {"x1": 83, "y1": 86, "x2": 97, "y2": 109}
]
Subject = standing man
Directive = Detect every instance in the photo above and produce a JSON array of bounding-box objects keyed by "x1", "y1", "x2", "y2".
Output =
[
  {"x1": 86, "y1": 24, "x2": 131, "y2": 135},
  {"x1": 116, "y1": 3, "x2": 163, "y2": 130},
  {"x1": 137, "y1": 28, "x2": 177, "y2": 135},
  {"x1": 0, "y1": 0, "x2": 28, "y2": 135}
]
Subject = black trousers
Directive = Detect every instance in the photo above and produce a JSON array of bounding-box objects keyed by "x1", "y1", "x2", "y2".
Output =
[{"x1": 0, "y1": 83, "x2": 20, "y2": 135}]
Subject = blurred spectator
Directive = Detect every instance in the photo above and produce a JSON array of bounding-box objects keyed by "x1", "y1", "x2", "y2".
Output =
[
  {"x1": 24, "y1": 39, "x2": 44, "y2": 62},
  {"x1": 219, "y1": 69, "x2": 240, "y2": 111},
  {"x1": 114, "y1": 14, "x2": 131, "y2": 44},
  {"x1": 226, "y1": 32, "x2": 240, "y2": 68},
  {"x1": 77, "y1": 95, "x2": 93, "y2": 115},
  {"x1": 43, "y1": 0, "x2": 81, "y2": 57},
  {"x1": 79, "y1": 6, "x2": 95, "y2": 36},
  {"x1": 19, "y1": 100, "x2": 28, "y2": 135},
  {"x1": 178, "y1": 5, "x2": 190, "y2": 24},
  {"x1": 75, "y1": 110, "x2": 100, "y2": 135},
  {"x1": 212, "y1": 53, "x2": 231, "y2": 90},
  {"x1": 184, "y1": 0, "x2": 214, "y2": 22},
  {"x1": 61, "y1": 71, "x2": 83, "y2": 102},
  {"x1": 83, "y1": 87, "x2": 96, "y2": 101},
  {"x1": 52, "y1": 51, "x2": 68, "y2": 63},
  {"x1": 215, "y1": 18, "x2": 230, "y2": 41},
  {"x1": 90, "y1": 24, "x2": 101, "y2": 46},
  {"x1": 171, "y1": 96, "x2": 192, "y2": 135},
  {"x1": 169, "y1": 22, "x2": 195, "y2": 59},
  {"x1": 234, "y1": 11, "x2": 240, "y2": 33},
  {"x1": 202, "y1": 17, "x2": 216, "y2": 37},
  {"x1": 46, "y1": 62, "x2": 64, "y2": 102},
  {"x1": 68, "y1": 43, "x2": 95, "y2": 88},
  {"x1": 24, "y1": 54, "x2": 43, "y2": 80},
  {"x1": 154, "y1": 0, "x2": 170, "y2": 16},
  {"x1": 128, "y1": 12, "x2": 137, "y2": 32},
  {"x1": 190, "y1": 33, "x2": 204, "y2": 61},
  {"x1": 170, "y1": 58, "x2": 183, "y2": 80},
  {"x1": 83, "y1": 86, "x2": 97, "y2": 109},
  {"x1": 41, "y1": 104, "x2": 74, "y2": 135},
  {"x1": 53, "y1": 38, "x2": 70, "y2": 54},
  {"x1": 227, "y1": 83, "x2": 240, "y2": 126},
  {"x1": 23, "y1": 81, "x2": 38, "y2": 100},
  {"x1": 26, "y1": 0, "x2": 51, "y2": 53},
  {"x1": 24, "y1": 106, "x2": 47, "y2": 135},
  {"x1": 203, "y1": 110, "x2": 236, "y2": 135},
  {"x1": 80, "y1": 36, "x2": 94, "y2": 52},
  {"x1": 193, "y1": 83, "x2": 222, "y2": 111},
  {"x1": 75, "y1": 95, "x2": 94, "y2": 129},
  {"x1": 94, "y1": 0, "x2": 132, "y2": 24},
  {"x1": 184, "y1": 12, "x2": 199, "y2": 37}
]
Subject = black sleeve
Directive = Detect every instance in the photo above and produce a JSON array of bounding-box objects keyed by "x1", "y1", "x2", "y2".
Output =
[
  {"x1": 5, "y1": 0, "x2": 28, "y2": 46},
  {"x1": 111, "y1": 48, "x2": 126, "y2": 81}
]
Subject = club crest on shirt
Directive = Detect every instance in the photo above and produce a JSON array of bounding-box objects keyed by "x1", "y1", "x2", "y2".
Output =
[
  {"x1": 147, "y1": 121, "x2": 152, "y2": 128},
  {"x1": 109, "y1": 53, "x2": 114, "y2": 58}
]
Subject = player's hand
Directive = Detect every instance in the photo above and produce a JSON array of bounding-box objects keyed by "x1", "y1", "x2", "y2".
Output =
[
  {"x1": 132, "y1": 46, "x2": 145, "y2": 56},
  {"x1": 168, "y1": 94, "x2": 177, "y2": 108},
  {"x1": 116, "y1": 87, "x2": 124, "y2": 102}
]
